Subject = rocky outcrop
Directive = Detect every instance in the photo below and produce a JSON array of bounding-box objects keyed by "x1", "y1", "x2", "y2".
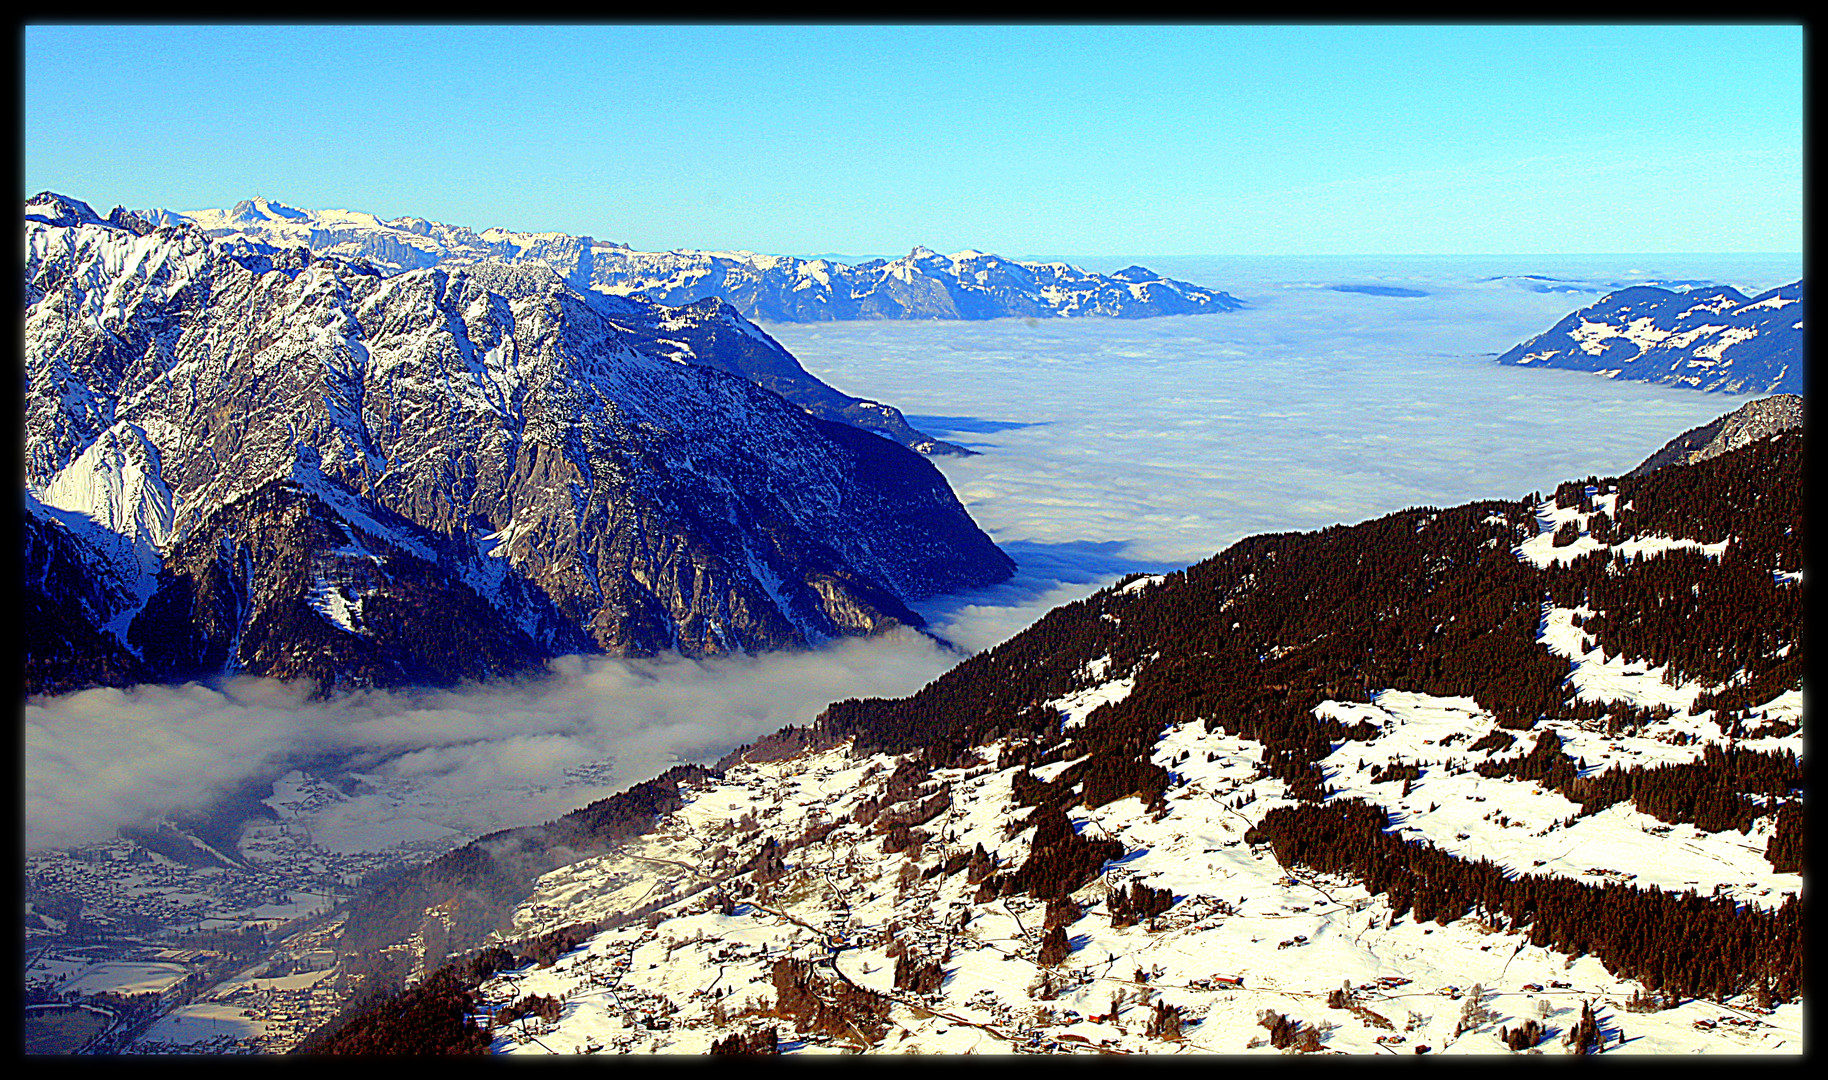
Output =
[
  {"x1": 1627, "y1": 394, "x2": 1804, "y2": 476},
  {"x1": 140, "y1": 196, "x2": 968, "y2": 455}
]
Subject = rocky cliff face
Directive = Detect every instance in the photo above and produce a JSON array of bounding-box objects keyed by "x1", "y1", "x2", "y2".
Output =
[
  {"x1": 1496, "y1": 282, "x2": 1804, "y2": 394},
  {"x1": 24, "y1": 193, "x2": 1014, "y2": 695},
  {"x1": 23, "y1": 494, "x2": 153, "y2": 695},
  {"x1": 146, "y1": 196, "x2": 969, "y2": 456},
  {"x1": 1627, "y1": 393, "x2": 1804, "y2": 476},
  {"x1": 591, "y1": 292, "x2": 968, "y2": 454}
]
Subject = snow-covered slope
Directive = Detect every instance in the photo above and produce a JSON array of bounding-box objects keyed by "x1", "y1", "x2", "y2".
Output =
[
  {"x1": 143, "y1": 197, "x2": 1245, "y2": 322},
  {"x1": 1496, "y1": 284, "x2": 1804, "y2": 394},
  {"x1": 307, "y1": 419, "x2": 1801, "y2": 1056},
  {"x1": 159, "y1": 196, "x2": 601, "y2": 285},
  {"x1": 465, "y1": 678, "x2": 1799, "y2": 1056},
  {"x1": 80, "y1": 194, "x2": 967, "y2": 457},
  {"x1": 23, "y1": 491, "x2": 156, "y2": 695},
  {"x1": 23, "y1": 193, "x2": 1014, "y2": 694}
]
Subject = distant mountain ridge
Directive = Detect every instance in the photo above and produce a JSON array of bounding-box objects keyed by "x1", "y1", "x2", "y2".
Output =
[
  {"x1": 1496, "y1": 282, "x2": 1804, "y2": 394},
  {"x1": 138, "y1": 196, "x2": 1246, "y2": 323},
  {"x1": 34, "y1": 193, "x2": 968, "y2": 458},
  {"x1": 23, "y1": 191, "x2": 1014, "y2": 696}
]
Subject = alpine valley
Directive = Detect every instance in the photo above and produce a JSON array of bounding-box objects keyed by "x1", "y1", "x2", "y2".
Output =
[
  {"x1": 282, "y1": 405, "x2": 1799, "y2": 1056},
  {"x1": 23, "y1": 191, "x2": 1016, "y2": 696},
  {"x1": 21, "y1": 191, "x2": 1805, "y2": 1058}
]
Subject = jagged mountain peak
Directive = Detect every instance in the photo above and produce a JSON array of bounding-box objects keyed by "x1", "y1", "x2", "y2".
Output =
[
  {"x1": 24, "y1": 191, "x2": 105, "y2": 227},
  {"x1": 23, "y1": 196, "x2": 1012, "y2": 696},
  {"x1": 138, "y1": 194, "x2": 1245, "y2": 322},
  {"x1": 227, "y1": 196, "x2": 312, "y2": 224}
]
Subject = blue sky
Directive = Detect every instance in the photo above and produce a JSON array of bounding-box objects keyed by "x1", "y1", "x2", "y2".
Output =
[{"x1": 24, "y1": 24, "x2": 1803, "y2": 258}]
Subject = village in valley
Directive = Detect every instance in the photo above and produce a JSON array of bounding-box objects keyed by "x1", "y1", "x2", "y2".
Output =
[
  {"x1": 24, "y1": 770, "x2": 454, "y2": 1054},
  {"x1": 464, "y1": 652, "x2": 1800, "y2": 1056}
]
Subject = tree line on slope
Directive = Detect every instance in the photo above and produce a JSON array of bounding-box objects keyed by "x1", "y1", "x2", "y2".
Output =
[
  {"x1": 813, "y1": 431, "x2": 1805, "y2": 1001},
  {"x1": 310, "y1": 429, "x2": 1806, "y2": 1051},
  {"x1": 1479, "y1": 731, "x2": 1803, "y2": 836},
  {"x1": 298, "y1": 923, "x2": 596, "y2": 1054},
  {"x1": 1245, "y1": 798, "x2": 1802, "y2": 1005}
]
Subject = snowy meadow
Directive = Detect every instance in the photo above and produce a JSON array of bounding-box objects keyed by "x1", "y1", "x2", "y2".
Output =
[{"x1": 26, "y1": 254, "x2": 1797, "y2": 853}]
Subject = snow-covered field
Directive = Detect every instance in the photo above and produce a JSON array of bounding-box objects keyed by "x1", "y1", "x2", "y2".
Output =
[
  {"x1": 55, "y1": 961, "x2": 188, "y2": 997},
  {"x1": 474, "y1": 711, "x2": 1799, "y2": 1056},
  {"x1": 1314, "y1": 690, "x2": 1799, "y2": 910}
]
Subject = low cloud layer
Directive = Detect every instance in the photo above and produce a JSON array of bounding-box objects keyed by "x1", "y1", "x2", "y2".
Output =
[
  {"x1": 770, "y1": 255, "x2": 1766, "y2": 571},
  {"x1": 25, "y1": 630, "x2": 957, "y2": 852},
  {"x1": 29, "y1": 255, "x2": 1776, "y2": 854}
]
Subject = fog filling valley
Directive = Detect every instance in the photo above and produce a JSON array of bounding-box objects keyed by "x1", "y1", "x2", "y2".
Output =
[{"x1": 26, "y1": 254, "x2": 1795, "y2": 856}]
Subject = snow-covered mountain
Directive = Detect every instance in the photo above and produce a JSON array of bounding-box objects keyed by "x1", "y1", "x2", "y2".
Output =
[
  {"x1": 580, "y1": 246, "x2": 1244, "y2": 322},
  {"x1": 302, "y1": 417, "x2": 1802, "y2": 1056},
  {"x1": 1496, "y1": 283, "x2": 1804, "y2": 394},
  {"x1": 23, "y1": 192, "x2": 1014, "y2": 695},
  {"x1": 43, "y1": 193, "x2": 966, "y2": 458},
  {"x1": 140, "y1": 196, "x2": 1245, "y2": 322}
]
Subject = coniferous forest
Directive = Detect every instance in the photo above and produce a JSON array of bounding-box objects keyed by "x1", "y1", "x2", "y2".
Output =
[{"x1": 819, "y1": 431, "x2": 1804, "y2": 1000}]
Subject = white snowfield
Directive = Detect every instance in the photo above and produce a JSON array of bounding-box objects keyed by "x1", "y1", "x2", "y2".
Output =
[
  {"x1": 467, "y1": 670, "x2": 1799, "y2": 1056},
  {"x1": 57, "y1": 961, "x2": 189, "y2": 997},
  {"x1": 1314, "y1": 689, "x2": 1799, "y2": 912},
  {"x1": 1047, "y1": 656, "x2": 1138, "y2": 731},
  {"x1": 1514, "y1": 493, "x2": 1730, "y2": 571},
  {"x1": 1572, "y1": 315, "x2": 1670, "y2": 357}
]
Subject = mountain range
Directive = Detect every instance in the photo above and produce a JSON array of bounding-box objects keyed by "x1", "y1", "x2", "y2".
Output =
[
  {"x1": 142, "y1": 196, "x2": 1246, "y2": 323},
  {"x1": 1496, "y1": 282, "x2": 1804, "y2": 394},
  {"x1": 301, "y1": 405, "x2": 1803, "y2": 1056},
  {"x1": 23, "y1": 192, "x2": 1014, "y2": 697}
]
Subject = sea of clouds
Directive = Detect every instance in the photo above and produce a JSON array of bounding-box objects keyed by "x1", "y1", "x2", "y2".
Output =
[{"x1": 25, "y1": 253, "x2": 1799, "y2": 853}]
